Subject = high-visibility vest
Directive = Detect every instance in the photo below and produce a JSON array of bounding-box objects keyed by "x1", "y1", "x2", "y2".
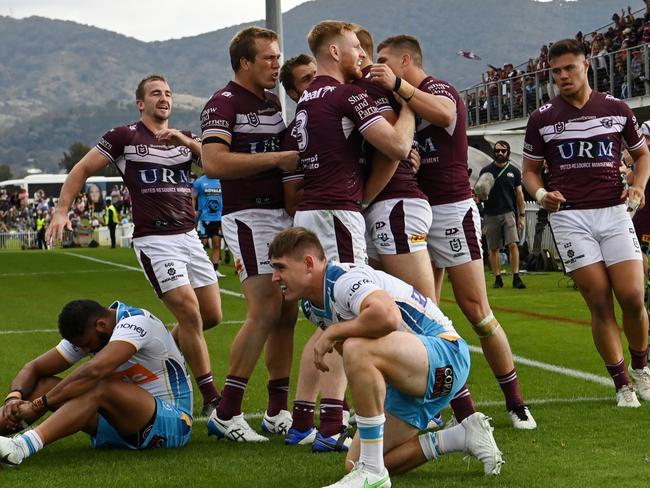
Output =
[
  {"x1": 105, "y1": 204, "x2": 118, "y2": 225},
  {"x1": 36, "y1": 217, "x2": 46, "y2": 231}
]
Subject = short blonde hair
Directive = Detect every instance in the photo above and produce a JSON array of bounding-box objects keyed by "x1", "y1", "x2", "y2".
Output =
[{"x1": 307, "y1": 20, "x2": 356, "y2": 57}]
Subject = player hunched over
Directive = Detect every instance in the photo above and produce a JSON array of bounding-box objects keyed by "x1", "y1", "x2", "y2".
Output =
[{"x1": 269, "y1": 228, "x2": 503, "y2": 488}]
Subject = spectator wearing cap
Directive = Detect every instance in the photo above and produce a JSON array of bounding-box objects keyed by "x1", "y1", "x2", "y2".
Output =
[
  {"x1": 477, "y1": 141, "x2": 527, "y2": 289},
  {"x1": 632, "y1": 120, "x2": 650, "y2": 278}
]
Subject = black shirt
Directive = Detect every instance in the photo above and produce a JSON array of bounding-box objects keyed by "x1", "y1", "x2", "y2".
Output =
[{"x1": 479, "y1": 161, "x2": 521, "y2": 216}]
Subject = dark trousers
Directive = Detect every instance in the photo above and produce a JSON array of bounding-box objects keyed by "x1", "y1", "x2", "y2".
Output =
[
  {"x1": 36, "y1": 228, "x2": 46, "y2": 249},
  {"x1": 108, "y1": 223, "x2": 117, "y2": 248}
]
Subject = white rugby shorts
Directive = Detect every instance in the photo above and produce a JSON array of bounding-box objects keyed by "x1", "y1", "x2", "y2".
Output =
[
  {"x1": 365, "y1": 198, "x2": 431, "y2": 257},
  {"x1": 427, "y1": 198, "x2": 483, "y2": 268},
  {"x1": 550, "y1": 204, "x2": 642, "y2": 273},
  {"x1": 133, "y1": 229, "x2": 217, "y2": 298},
  {"x1": 222, "y1": 208, "x2": 292, "y2": 282},
  {"x1": 294, "y1": 209, "x2": 367, "y2": 264}
]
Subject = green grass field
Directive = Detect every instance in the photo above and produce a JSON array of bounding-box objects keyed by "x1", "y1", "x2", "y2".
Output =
[{"x1": 0, "y1": 248, "x2": 649, "y2": 487}]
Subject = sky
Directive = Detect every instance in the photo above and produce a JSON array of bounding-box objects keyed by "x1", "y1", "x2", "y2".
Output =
[{"x1": 0, "y1": 0, "x2": 312, "y2": 42}]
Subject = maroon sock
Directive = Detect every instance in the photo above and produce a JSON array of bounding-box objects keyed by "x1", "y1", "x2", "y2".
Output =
[
  {"x1": 449, "y1": 384, "x2": 476, "y2": 422},
  {"x1": 629, "y1": 347, "x2": 649, "y2": 370},
  {"x1": 342, "y1": 398, "x2": 350, "y2": 413},
  {"x1": 216, "y1": 375, "x2": 248, "y2": 420},
  {"x1": 291, "y1": 401, "x2": 316, "y2": 432},
  {"x1": 606, "y1": 359, "x2": 630, "y2": 390},
  {"x1": 267, "y1": 377, "x2": 290, "y2": 416},
  {"x1": 196, "y1": 373, "x2": 220, "y2": 406},
  {"x1": 319, "y1": 398, "x2": 344, "y2": 437},
  {"x1": 496, "y1": 368, "x2": 524, "y2": 411}
]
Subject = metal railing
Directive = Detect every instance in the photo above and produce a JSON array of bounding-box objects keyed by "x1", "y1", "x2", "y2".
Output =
[{"x1": 462, "y1": 42, "x2": 650, "y2": 127}]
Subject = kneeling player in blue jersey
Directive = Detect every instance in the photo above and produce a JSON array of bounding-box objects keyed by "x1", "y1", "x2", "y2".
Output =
[
  {"x1": 269, "y1": 228, "x2": 503, "y2": 488},
  {"x1": 0, "y1": 300, "x2": 193, "y2": 467}
]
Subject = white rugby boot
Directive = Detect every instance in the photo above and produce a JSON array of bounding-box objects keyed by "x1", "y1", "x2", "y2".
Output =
[
  {"x1": 462, "y1": 412, "x2": 504, "y2": 476},
  {"x1": 508, "y1": 404, "x2": 537, "y2": 430},
  {"x1": 616, "y1": 384, "x2": 641, "y2": 407},
  {"x1": 322, "y1": 462, "x2": 391, "y2": 488},
  {"x1": 628, "y1": 366, "x2": 650, "y2": 401},
  {"x1": 207, "y1": 411, "x2": 269, "y2": 442},
  {"x1": 261, "y1": 409, "x2": 293, "y2": 435}
]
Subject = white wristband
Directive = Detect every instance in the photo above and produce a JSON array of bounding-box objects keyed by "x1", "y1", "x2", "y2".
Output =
[{"x1": 535, "y1": 188, "x2": 548, "y2": 205}]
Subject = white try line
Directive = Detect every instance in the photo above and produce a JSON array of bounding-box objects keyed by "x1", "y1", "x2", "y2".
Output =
[
  {"x1": 49, "y1": 253, "x2": 615, "y2": 389},
  {"x1": 0, "y1": 269, "x2": 124, "y2": 277},
  {"x1": 60, "y1": 251, "x2": 245, "y2": 298},
  {"x1": 467, "y1": 345, "x2": 613, "y2": 387}
]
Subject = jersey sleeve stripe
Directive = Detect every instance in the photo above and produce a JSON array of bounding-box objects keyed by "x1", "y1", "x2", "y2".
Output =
[
  {"x1": 522, "y1": 151, "x2": 545, "y2": 161},
  {"x1": 625, "y1": 138, "x2": 645, "y2": 151},
  {"x1": 202, "y1": 128, "x2": 232, "y2": 138},
  {"x1": 95, "y1": 145, "x2": 115, "y2": 162},
  {"x1": 358, "y1": 115, "x2": 384, "y2": 134}
]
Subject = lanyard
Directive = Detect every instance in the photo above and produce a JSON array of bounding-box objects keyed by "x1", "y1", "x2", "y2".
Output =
[{"x1": 496, "y1": 162, "x2": 510, "y2": 179}]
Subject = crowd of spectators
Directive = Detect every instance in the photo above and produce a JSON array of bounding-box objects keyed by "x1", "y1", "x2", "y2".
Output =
[
  {"x1": 466, "y1": 3, "x2": 650, "y2": 126},
  {"x1": 0, "y1": 184, "x2": 131, "y2": 247}
]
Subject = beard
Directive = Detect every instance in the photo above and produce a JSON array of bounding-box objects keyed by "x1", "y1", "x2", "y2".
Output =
[
  {"x1": 495, "y1": 154, "x2": 508, "y2": 164},
  {"x1": 91, "y1": 331, "x2": 112, "y2": 353}
]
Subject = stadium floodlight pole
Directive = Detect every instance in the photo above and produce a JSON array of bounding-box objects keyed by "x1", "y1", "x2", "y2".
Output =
[{"x1": 266, "y1": 0, "x2": 287, "y2": 121}]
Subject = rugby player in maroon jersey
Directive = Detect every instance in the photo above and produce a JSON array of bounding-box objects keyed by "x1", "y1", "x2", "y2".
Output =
[
  {"x1": 353, "y1": 24, "x2": 477, "y2": 430},
  {"x1": 523, "y1": 39, "x2": 650, "y2": 407},
  {"x1": 46, "y1": 75, "x2": 223, "y2": 418},
  {"x1": 372, "y1": 35, "x2": 536, "y2": 429},
  {"x1": 201, "y1": 27, "x2": 299, "y2": 442},
  {"x1": 281, "y1": 21, "x2": 415, "y2": 451}
]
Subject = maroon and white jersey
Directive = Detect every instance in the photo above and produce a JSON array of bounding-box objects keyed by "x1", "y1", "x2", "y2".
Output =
[
  {"x1": 290, "y1": 75, "x2": 384, "y2": 211},
  {"x1": 354, "y1": 67, "x2": 426, "y2": 204},
  {"x1": 415, "y1": 76, "x2": 471, "y2": 206},
  {"x1": 523, "y1": 91, "x2": 644, "y2": 210},
  {"x1": 96, "y1": 121, "x2": 197, "y2": 238},
  {"x1": 200, "y1": 81, "x2": 285, "y2": 215}
]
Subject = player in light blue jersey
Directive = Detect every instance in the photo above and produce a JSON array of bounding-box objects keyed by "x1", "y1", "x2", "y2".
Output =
[
  {"x1": 193, "y1": 174, "x2": 226, "y2": 276},
  {"x1": 269, "y1": 228, "x2": 503, "y2": 488},
  {"x1": 0, "y1": 300, "x2": 193, "y2": 468}
]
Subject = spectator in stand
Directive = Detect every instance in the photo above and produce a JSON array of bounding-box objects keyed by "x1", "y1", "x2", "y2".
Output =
[
  {"x1": 590, "y1": 34, "x2": 609, "y2": 91},
  {"x1": 536, "y1": 46, "x2": 551, "y2": 103},
  {"x1": 86, "y1": 183, "x2": 104, "y2": 216}
]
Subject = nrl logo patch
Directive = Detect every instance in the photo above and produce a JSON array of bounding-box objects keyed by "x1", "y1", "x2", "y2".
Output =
[
  {"x1": 554, "y1": 122, "x2": 565, "y2": 134},
  {"x1": 136, "y1": 144, "x2": 149, "y2": 157},
  {"x1": 601, "y1": 117, "x2": 613, "y2": 129},
  {"x1": 248, "y1": 112, "x2": 260, "y2": 127}
]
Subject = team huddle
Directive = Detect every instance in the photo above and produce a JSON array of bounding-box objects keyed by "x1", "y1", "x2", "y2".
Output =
[{"x1": 1, "y1": 20, "x2": 649, "y2": 488}]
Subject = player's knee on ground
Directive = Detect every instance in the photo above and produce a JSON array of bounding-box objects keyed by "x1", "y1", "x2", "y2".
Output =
[{"x1": 472, "y1": 312, "x2": 501, "y2": 338}]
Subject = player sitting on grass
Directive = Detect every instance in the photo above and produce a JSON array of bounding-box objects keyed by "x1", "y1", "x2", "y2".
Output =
[
  {"x1": 0, "y1": 300, "x2": 193, "y2": 468},
  {"x1": 269, "y1": 228, "x2": 503, "y2": 488}
]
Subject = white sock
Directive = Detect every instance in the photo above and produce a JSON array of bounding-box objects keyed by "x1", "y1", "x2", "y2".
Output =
[
  {"x1": 356, "y1": 414, "x2": 385, "y2": 474},
  {"x1": 418, "y1": 432, "x2": 440, "y2": 460},
  {"x1": 436, "y1": 423, "x2": 466, "y2": 454},
  {"x1": 15, "y1": 430, "x2": 44, "y2": 459}
]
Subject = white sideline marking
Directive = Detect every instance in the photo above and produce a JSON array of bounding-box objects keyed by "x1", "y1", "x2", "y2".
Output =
[
  {"x1": 60, "y1": 251, "x2": 245, "y2": 298},
  {"x1": 467, "y1": 345, "x2": 614, "y2": 387},
  {"x1": 192, "y1": 396, "x2": 615, "y2": 422}
]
